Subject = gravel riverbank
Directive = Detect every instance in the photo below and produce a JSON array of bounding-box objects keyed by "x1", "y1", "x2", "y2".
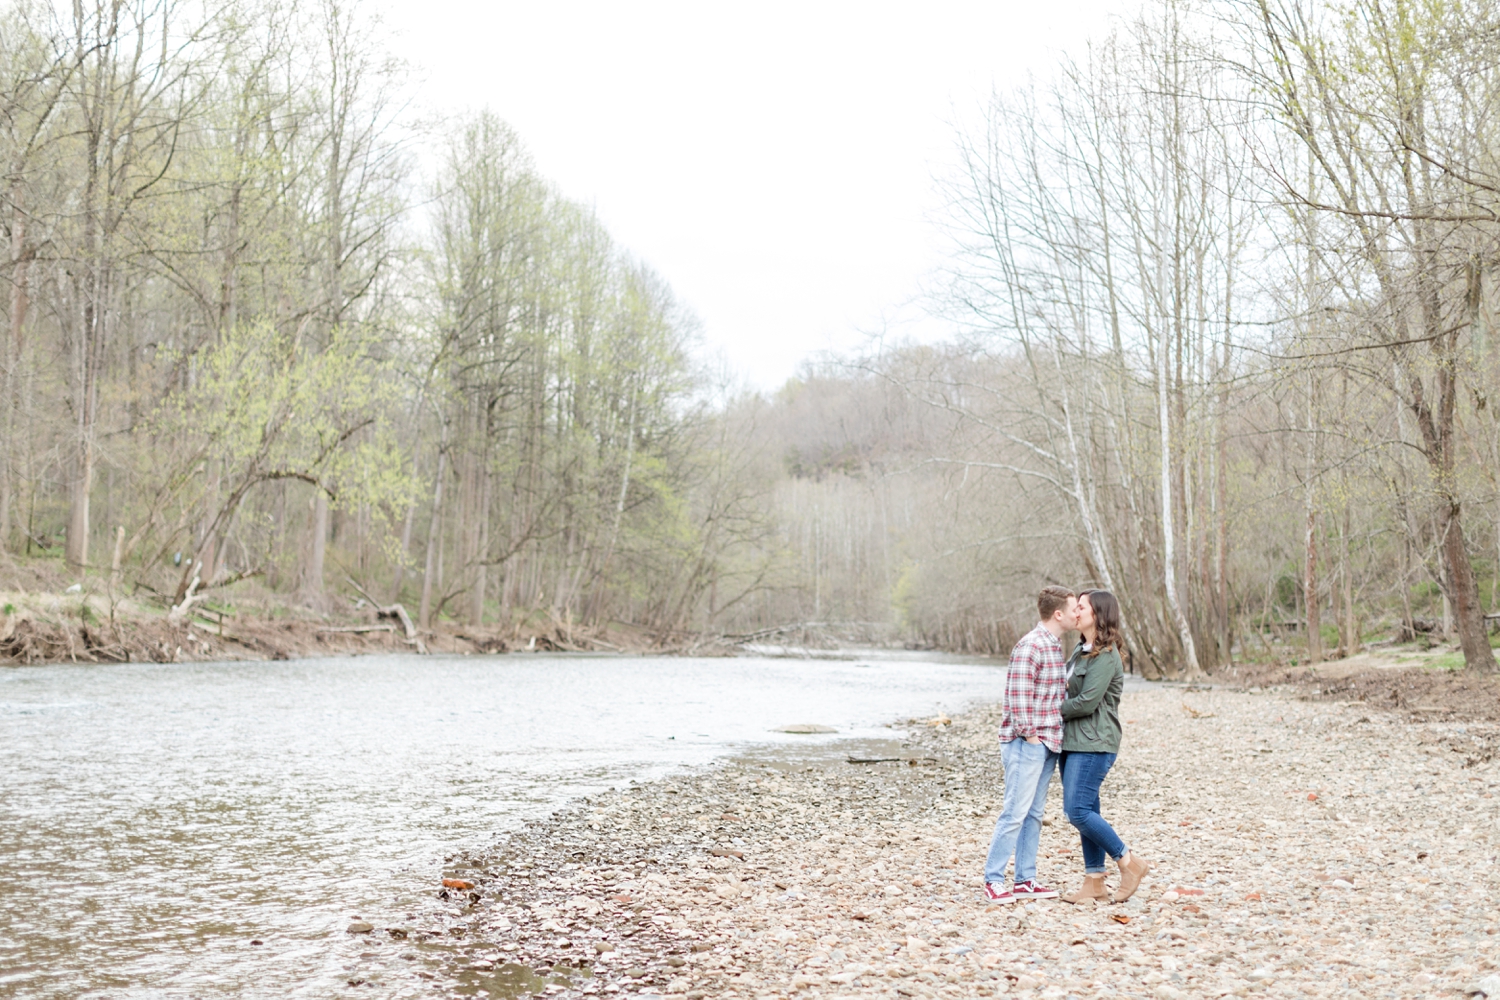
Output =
[{"x1": 363, "y1": 682, "x2": 1500, "y2": 999}]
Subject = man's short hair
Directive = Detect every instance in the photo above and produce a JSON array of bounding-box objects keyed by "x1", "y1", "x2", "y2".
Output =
[{"x1": 1038, "y1": 585, "x2": 1075, "y2": 621}]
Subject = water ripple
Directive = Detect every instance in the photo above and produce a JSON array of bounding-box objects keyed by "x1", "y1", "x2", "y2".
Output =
[{"x1": 0, "y1": 651, "x2": 1000, "y2": 997}]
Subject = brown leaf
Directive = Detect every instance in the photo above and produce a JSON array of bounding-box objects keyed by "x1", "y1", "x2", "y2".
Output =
[
  {"x1": 1110, "y1": 914, "x2": 1130, "y2": 924},
  {"x1": 441, "y1": 878, "x2": 474, "y2": 890}
]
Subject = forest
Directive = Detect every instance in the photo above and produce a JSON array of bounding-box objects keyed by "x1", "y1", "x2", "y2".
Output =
[{"x1": 4, "y1": 0, "x2": 1500, "y2": 675}]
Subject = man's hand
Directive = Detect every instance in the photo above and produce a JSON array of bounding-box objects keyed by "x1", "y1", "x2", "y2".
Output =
[{"x1": 1024, "y1": 736, "x2": 1041, "y2": 745}]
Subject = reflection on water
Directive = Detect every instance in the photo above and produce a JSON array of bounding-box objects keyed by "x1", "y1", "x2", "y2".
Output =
[
  {"x1": 0, "y1": 651, "x2": 1000, "y2": 997},
  {"x1": 453, "y1": 960, "x2": 579, "y2": 998}
]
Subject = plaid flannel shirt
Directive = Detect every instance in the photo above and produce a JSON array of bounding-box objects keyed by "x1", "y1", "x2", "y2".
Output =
[{"x1": 997, "y1": 623, "x2": 1067, "y2": 753}]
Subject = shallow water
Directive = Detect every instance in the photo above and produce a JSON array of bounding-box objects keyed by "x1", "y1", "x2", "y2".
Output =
[{"x1": 0, "y1": 650, "x2": 1002, "y2": 998}]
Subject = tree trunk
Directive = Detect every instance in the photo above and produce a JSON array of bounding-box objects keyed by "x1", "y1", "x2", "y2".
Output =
[
  {"x1": 1341, "y1": 502, "x2": 1358, "y2": 656},
  {"x1": 1213, "y1": 406, "x2": 1229, "y2": 663},
  {"x1": 304, "y1": 492, "x2": 328, "y2": 604},
  {"x1": 110, "y1": 524, "x2": 124, "y2": 590},
  {"x1": 469, "y1": 454, "x2": 490, "y2": 626},
  {"x1": 1400, "y1": 531, "x2": 1416, "y2": 642},
  {"x1": 419, "y1": 443, "x2": 448, "y2": 629},
  {"x1": 2, "y1": 191, "x2": 30, "y2": 553},
  {"x1": 393, "y1": 493, "x2": 417, "y2": 604},
  {"x1": 1304, "y1": 505, "x2": 1320, "y2": 665},
  {"x1": 66, "y1": 443, "x2": 93, "y2": 569},
  {"x1": 590, "y1": 384, "x2": 636, "y2": 623},
  {"x1": 1441, "y1": 501, "x2": 1497, "y2": 671},
  {"x1": 66, "y1": 258, "x2": 103, "y2": 571},
  {"x1": 1158, "y1": 318, "x2": 1199, "y2": 677}
]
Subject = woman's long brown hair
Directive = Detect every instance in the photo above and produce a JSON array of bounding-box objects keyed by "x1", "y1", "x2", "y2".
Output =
[{"x1": 1080, "y1": 589, "x2": 1123, "y2": 658}]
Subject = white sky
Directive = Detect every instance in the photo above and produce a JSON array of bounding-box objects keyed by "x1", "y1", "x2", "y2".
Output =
[{"x1": 378, "y1": 0, "x2": 1121, "y2": 389}]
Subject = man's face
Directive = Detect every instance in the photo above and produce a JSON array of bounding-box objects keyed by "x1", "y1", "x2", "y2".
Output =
[{"x1": 1073, "y1": 596, "x2": 1092, "y2": 632}]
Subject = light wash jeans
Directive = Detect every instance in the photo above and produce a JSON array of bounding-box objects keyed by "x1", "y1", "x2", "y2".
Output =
[{"x1": 983, "y1": 738, "x2": 1058, "y2": 886}]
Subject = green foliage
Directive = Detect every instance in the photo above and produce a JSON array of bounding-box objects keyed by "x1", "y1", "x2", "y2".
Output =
[
  {"x1": 1410, "y1": 580, "x2": 1442, "y2": 600},
  {"x1": 1427, "y1": 652, "x2": 1467, "y2": 672},
  {"x1": 416, "y1": 111, "x2": 724, "y2": 630},
  {"x1": 139, "y1": 320, "x2": 420, "y2": 573},
  {"x1": 1274, "y1": 574, "x2": 1299, "y2": 611},
  {"x1": 891, "y1": 560, "x2": 921, "y2": 630}
]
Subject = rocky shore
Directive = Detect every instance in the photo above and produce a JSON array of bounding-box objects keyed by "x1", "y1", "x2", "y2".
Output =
[{"x1": 348, "y1": 681, "x2": 1499, "y2": 1000}]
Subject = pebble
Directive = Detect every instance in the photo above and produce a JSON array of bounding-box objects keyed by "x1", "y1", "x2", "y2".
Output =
[
  {"x1": 345, "y1": 921, "x2": 373, "y2": 934},
  {"x1": 388, "y1": 685, "x2": 1500, "y2": 999}
]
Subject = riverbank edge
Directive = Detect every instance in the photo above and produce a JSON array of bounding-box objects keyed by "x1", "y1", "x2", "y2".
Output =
[
  {"x1": 402, "y1": 703, "x2": 992, "y2": 999},
  {"x1": 0, "y1": 587, "x2": 954, "y2": 665},
  {"x1": 388, "y1": 667, "x2": 1500, "y2": 1000},
  {"x1": 0, "y1": 588, "x2": 747, "y2": 665}
]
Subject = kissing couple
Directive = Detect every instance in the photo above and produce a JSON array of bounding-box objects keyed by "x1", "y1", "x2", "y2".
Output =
[{"x1": 981, "y1": 585, "x2": 1150, "y2": 905}]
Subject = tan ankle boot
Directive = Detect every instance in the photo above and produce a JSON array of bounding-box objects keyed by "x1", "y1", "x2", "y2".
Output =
[
  {"x1": 1112, "y1": 853, "x2": 1151, "y2": 903},
  {"x1": 1061, "y1": 873, "x2": 1108, "y2": 904}
]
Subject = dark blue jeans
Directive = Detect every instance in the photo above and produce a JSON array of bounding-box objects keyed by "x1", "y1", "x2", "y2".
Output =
[{"x1": 1060, "y1": 751, "x2": 1127, "y2": 873}]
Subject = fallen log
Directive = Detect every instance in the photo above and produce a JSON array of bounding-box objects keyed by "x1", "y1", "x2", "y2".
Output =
[
  {"x1": 167, "y1": 575, "x2": 204, "y2": 624},
  {"x1": 345, "y1": 578, "x2": 425, "y2": 653}
]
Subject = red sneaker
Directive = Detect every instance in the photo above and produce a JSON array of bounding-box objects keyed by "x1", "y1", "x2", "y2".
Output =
[
  {"x1": 983, "y1": 882, "x2": 1016, "y2": 904},
  {"x1": 1011, "y1": 880, "x2": 1059, "y2": 900}
]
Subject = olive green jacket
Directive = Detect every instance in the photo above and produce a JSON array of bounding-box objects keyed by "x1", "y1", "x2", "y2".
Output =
[{"x1": 1060, "y1": 644, "x2": 1124, "y2": 754}]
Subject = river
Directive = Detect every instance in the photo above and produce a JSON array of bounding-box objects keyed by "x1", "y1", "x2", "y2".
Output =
[{"x1": 0, "y1": 650, "x2": 1003, "y2": 998}]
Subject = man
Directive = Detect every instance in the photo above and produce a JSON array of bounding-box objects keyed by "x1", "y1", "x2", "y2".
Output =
[{"x1": 983, "y1": 585, "x2": 1076, "y2": 903}]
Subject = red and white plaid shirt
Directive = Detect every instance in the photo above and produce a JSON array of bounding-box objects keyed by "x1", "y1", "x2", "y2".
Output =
[{"x1": 997, "y1": 622, "x2": 1067, "y2": 752}]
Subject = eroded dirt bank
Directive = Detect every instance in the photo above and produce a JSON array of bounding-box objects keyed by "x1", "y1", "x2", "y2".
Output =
[
  {"x1": 0, "y1": 589, "x2": 670, "y2": 664},
  {"x1": 1225, "y1": 647, "x2": 1500, "y2": 725},
  {"x1": 349, "y1": 683, "x2": 1500, "y2": 999}
]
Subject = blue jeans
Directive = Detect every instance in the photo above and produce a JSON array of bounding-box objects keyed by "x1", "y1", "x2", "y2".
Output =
[
  {"x1": 983, "y1": 739, "x2": 1057, "y2": 885},
  {"x1": 1061, "y1": 751, "x2": 1127, "y2": 873}
]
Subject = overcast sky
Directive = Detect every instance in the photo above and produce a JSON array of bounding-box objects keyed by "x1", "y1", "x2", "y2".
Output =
[{"x1": 378, "y1": 1, "x2": 1119, "y2": 389}]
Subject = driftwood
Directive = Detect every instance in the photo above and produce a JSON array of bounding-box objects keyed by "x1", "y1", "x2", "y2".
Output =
[
  {"x1": 846, "y1": 756, "x2": 938, "y2": 766},
  {"x1": 167, "y1": 576, "x2": 204, "y2": 624},
  {"x1": 345, "y1": 578, "x2": 425, "y2": 653},
  {"x1": 317, "y1": 624, "x2": 398, "y2": 634},
  {"x1": 203, "y1": 567, "x2": 264, "y2": 590},
  {"x1": 723, "y1": 621, "x2": 837, "y2": 643}
]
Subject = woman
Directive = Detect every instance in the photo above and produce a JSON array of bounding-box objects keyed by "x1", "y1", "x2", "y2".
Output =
[{"x1": 1058, "y1": 589, "x2": 1150, "y2": 904}]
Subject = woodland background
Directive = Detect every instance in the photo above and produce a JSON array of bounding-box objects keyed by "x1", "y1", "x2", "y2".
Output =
[{"x1": 5, "y1": 0, "x2": 1500, "y2": 675}]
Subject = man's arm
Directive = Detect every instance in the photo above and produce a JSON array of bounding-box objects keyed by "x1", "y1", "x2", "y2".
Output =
[{"x1": 1004, "y1": 637, "x2": 1041, "y2": 740}]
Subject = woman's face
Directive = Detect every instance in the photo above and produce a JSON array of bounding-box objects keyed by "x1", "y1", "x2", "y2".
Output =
[{"x1": 1075, "y1": 595, "x2": 1095, "y2": 633}]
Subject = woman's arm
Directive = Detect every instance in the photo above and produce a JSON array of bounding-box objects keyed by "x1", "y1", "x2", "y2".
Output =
[{"x1": 1061, "y1": 651, "x2": 1117, "y2": 720}]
